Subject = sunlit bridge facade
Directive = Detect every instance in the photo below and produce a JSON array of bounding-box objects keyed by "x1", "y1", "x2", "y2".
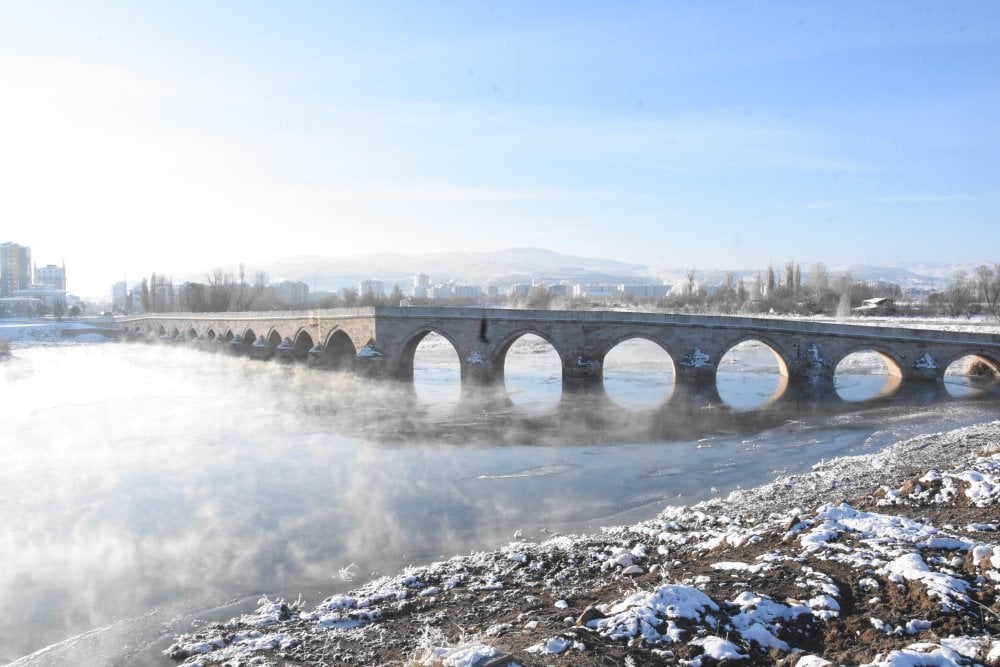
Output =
[{"x1": 120, "y1": 307, "x2": 1000, "y2": 407}]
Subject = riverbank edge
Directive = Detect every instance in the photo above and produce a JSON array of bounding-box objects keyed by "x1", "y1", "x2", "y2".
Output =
[{"x1": 164, "y1": 417, "x2": 1000, "y2": 666}]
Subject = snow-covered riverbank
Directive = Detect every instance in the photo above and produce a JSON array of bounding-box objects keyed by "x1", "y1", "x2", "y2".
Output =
[
  {"x1": 165, "y1": 419, "x2": 1000, "y2": 666},
  {"x1": 0, "y1": 318, "x2": 118, "y2": 345}
]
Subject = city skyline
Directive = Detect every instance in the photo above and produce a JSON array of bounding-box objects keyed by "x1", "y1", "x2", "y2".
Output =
[{"x1": 2, "y1": 2, "x2": 999, "y2": 298}]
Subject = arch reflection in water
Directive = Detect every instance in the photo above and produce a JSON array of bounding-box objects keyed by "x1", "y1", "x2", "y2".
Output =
[
  {"x1": 500, "y1": 333, "x2": 562, "y2": 412},
  {"x1": 834, "y1": 350, "x2": 902, "y2": 402},
  {"x1": 602, "y1": 337, "x2": 675, "y2": 410},
  {"x1": 716, "y1": 340, "x2": 788, "y2": 411},
  {"x1": 944, "y1": 354, "x2": 1000, "y2": 398}
]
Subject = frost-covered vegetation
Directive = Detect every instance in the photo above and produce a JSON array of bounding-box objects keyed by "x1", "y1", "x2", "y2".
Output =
[{"x1": 165, "y1": 422, "x2": 1000, "y2": 666}]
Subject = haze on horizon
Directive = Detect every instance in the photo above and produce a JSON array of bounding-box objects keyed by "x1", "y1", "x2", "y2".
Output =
[{"x1": 2, "y1": 2, "x2": 999, "y2": 298}]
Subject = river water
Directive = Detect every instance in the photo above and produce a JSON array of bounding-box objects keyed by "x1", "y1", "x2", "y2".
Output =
[{"x1": 1, "y1": 337, "x2": 997, "y2": 665}]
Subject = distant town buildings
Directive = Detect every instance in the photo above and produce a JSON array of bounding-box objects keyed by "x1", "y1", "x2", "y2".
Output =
[
  {"x1": 0, "y1": 242, "x2": 31, "y2": 297},
  {"x1": 112, "y1": 281, "x2": 131, "y2": 313},
  {"x1": 265, "y1": 280, "x2": 310, "y2": 308},
  {"x1": 359, "y1": 279, "x2": 385, "y2": 300},
  {"x1": 0, "y1": 242, "x2": 76, "y2": 314},
  {"x1": 34, "y1": 263, "x2": 66, "y2": 290}
]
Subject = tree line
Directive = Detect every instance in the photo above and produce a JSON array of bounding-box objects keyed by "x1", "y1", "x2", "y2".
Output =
[
  {"x1": 653, "y1": 261, "x2": 1000, "y2": 318},
  {"x1": 131, "y1": 261, "x2": 1000, "y2": 318},
  {"x1": 138, "y1": 267, "x2": 270, "y2": 313}
]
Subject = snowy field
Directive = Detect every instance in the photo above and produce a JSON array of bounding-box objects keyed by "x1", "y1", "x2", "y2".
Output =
[{"x1": 0, "y1": 318, "x2": 118, "y2": 345}]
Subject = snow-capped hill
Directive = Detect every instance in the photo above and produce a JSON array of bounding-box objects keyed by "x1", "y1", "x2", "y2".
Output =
[{"x1": 259, "y1": 248, "x2": 649, "y2": 289}]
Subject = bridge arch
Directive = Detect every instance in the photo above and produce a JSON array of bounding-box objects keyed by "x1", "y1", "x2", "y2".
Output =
[
  {"x1": 494, "y1": 328, "x2": 564, "y2": 379},
  {"x1": 493, "y1": 329, "x2": 565, "y2": 405},
  {"x1": 716, "y1": 335, "x2": 790, "y2": 410},
  {"x1": 602, "y1": 334, "x2": 677, "y2": 409},
  {"x1": 320, "y1": 328, "x2": 358, "y2": 370},
  {"x1": 832, "y1": 345, "x2": 904, "y2": 402},
  {"x1": 717, "y1": 334, "x2": 791, "y2": 378},
  {"x1": 940, "y1": 350, "x2": 1000, "y2": 378},
  {"x1": 941, "y1": 350, "x2": 1000, "y2": 397},
  {"x1": 290, "y1": 329, "x2": 314, "y2": 361},
  {"x1": 186, "y1": 327, "x2": 198, "y2": 342},
  {"x1": 394, "y1": 327, "x2": 462, "y2": 383},
  {"x1": 603, "y1": 333, "x2": 680, "y2": 366}
]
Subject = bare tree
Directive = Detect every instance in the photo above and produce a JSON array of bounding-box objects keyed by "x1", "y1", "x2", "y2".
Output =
[
  {"x1": 179, "y1": 282, "x2": 209, "y2": 312},
  {"x1": 807, "y1": 262, "x2": 829, "y2": 298},
  {"x1": 244, "y1": 271, "x2": 270, "y2": 311},
  {"x1": 976, "y1": 264, "x2": 1000, "y2": 315},
  {"x1": 139, "y1": 277, "x2": 151, "y2": 313},
  {"x1": 207, "y1": 268, "x2": 235, "y2": 312},
  {"x1": 946, "y1": 270, "x2": 975, "y2": 317}
]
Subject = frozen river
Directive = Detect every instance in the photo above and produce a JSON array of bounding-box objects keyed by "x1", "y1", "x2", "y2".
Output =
[{"x1": 1, "y1": 337, "x2": 997, "y2": 665}]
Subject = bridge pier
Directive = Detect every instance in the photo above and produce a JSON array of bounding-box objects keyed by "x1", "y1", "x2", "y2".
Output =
[
  {"x1": 562, "y1": 352, "x2": 604, "y2": 393},
  {"x1": 459, "y1": 346, "x2": 502, "y2": 389}
]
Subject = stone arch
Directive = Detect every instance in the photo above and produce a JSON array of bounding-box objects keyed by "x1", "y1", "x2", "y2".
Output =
[
  {"x1": 494, "y1": 328, "x2": 564, "y2": 387},
  {"x1": 186, "y1": 327, "x2": 198, "y2": 341},
  {"x1": 291, "y1": 330, "x2": 314, "y2": 360},
  {"x1": 832, "y1": 344, "x2": 905, "y2": 401},
  {"x1": 602, "y1": 333, "x2": 679, "y2": 372},
  {"x1": 717, "y1": 334, "x2": 792, "y2": 378},
  {"x1": 940, "y1": 350, "x2": 1000, "y2": 377},
  {"x1": 715, "y1": 335, "x2": 791, "y2": 409},
  {"x1": 601, "y1": 333, "x2": 678, "y2": 407},
  {"x1": 832, "y1": 344, "x2": 905, "y2": 379},
  {"x1": 321, "y1": 328, "x2": 358, "y2": 370},
  {"x1": 206, "y1": 328, "x2": 216, "y2": 341},
  {"x1": 395, "y1": 327, "x2": 462, "y2": 383}
]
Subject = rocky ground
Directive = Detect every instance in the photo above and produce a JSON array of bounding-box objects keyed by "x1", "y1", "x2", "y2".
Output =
[{"x1": 165, "y1": 420, "x2": 1000, "y2": 667}]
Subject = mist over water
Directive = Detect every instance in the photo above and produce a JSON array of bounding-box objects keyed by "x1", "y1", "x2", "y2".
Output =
[{"x1": 1, "y1": 340, "x2": 997, "y2": 665}]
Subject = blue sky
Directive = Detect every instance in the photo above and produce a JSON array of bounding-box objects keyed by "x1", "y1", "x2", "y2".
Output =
[{"x1": 2, "y1": 1, "x2": 999, "y2": 297}]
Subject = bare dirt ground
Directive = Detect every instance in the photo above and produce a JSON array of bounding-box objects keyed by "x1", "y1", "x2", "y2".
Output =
[{"x1": 166, "y1": 421, "x2": 1000, "y2": 666}]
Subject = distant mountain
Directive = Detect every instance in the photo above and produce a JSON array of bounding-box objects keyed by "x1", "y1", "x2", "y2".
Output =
[
  {"x1": 242, "y1": 248, "x2": 981, "y2": 293},
  {"x1": 258, "y1": 247, "x2": 650, "y2": 291}
]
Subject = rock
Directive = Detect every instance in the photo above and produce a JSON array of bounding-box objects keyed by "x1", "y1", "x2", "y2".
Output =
[{"x1": 576, "y1": 605, "x2": 606, "y2": 627}]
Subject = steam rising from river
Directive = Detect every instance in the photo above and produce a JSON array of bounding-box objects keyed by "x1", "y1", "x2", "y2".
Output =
[{"x1": 0, "y1": 340, "x2": 996, "y2": 664}]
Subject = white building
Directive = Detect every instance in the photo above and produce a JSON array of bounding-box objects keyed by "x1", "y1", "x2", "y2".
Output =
[
  {"x1": 268, "y1": 280, "x2": 310, "y2": 307},
  {"x1": 34, "y1": 263, "x2": 66, "y2": 290},
  {"x1": 359, "y1": 279, "x2": 385, "y2": 299}
]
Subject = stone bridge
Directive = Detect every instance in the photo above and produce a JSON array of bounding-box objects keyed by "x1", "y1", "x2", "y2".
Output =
[
  {"x1": 119, "y1": 307, "x2": 1000, "y2": 393},
  {"x1": 118, "y1": 307, "x2": 1000, "y2": 390}
]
